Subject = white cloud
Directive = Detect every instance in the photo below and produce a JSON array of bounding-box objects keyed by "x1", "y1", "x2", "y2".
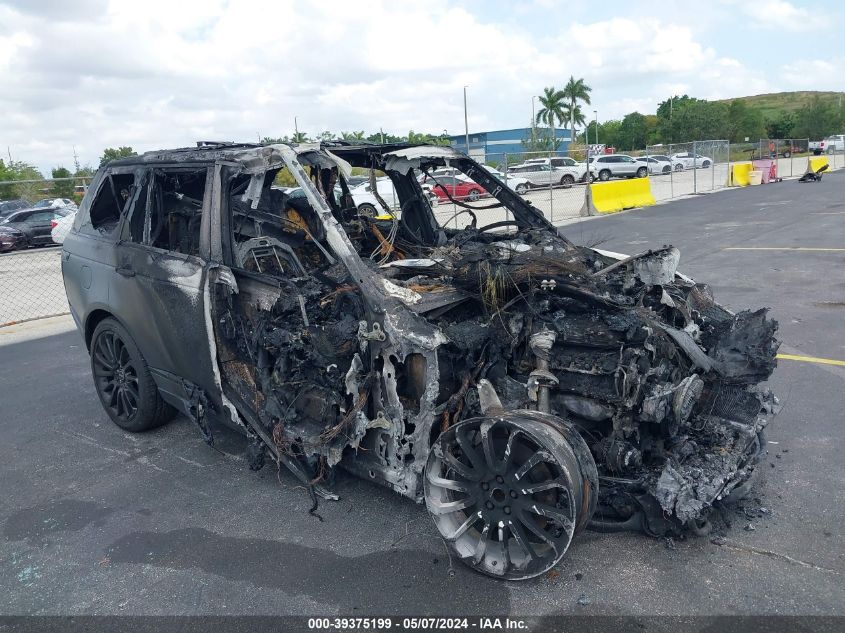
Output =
[
  {"x1": 737, "y1": 0, "x2": 826, "y2": 31},
  {"x1": 0, "y1": 0, "x2": 838, "y2": 175}
]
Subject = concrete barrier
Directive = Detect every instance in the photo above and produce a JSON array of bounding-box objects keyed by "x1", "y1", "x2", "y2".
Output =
[
  {"x1": 808, "y1": 156, "x2": 830, "y2": 174},
  {"x1": 727, "y1": 161, "x2": 754, "y2": 186},
  {"x1": 588, "y1": 178, "x2": 656, "y2": 214}
]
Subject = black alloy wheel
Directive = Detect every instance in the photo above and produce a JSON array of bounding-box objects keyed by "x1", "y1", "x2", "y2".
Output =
[
  {"x1": 425, "y1": 413, "x2": 597, "y2": 580},
  {"x1": 90, "y1": 318, "x2": 175, "y2": 432},
  {"x1": 93, "y1": 329, "x2": 140, "y2": 424}
]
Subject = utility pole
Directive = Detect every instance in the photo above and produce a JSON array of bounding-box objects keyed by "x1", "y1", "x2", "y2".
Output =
[
  {"x1": 380, "y1": 127, "x2": 384, "y2": 144},
  {"x1": 463, "y1": 85, "x2": 470, "y2": 156},
  {"x1": 593, "y1": 110, "x2": 598, "y2": 147},
  {"x1": 294, "y1": 116, "x2": 299, "y2": 139},
  {"x1": 72, "y1": 146, "x2": 80, "y2": 174}
]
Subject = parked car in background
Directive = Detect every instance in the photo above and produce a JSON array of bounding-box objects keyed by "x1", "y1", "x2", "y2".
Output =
[
  {"x1": 638, "y1": 156, "x2": 673, "y2": 175},
  {"x1": 352, "y1": 177, "x2": 438, "y2": 215},
  {"x1": 426, "y1": 175, "x2": 486, "y2": 201},
  {"x1": 0, "y1": 207, "x2": 73, "y2": 251},
  {"x1": 521, "y1": 156, "x2": 590, "y2": 181},
  {"x1": 479, "y1": 165, "x2": 531, "y2": 194},
  {"x1": 32, "y1": 197, "x2": 79, "y2": 211},
  {"x1": 508, "y1": 162, "x2": 582, "y2": 187},
  {"x1": 51, "y1": 209, "x2": 77, "y2": 244},
  {"x1": 0, "y1": 199, "x2": 29, "y2": 217},
  {"x1": 588, "y1": 154, "x2": 649, "y2": 181},
  {"x1": 810, "y1": 135, "x2": 845, "y2": 155},
  {"x1": 670, "y1": 152, "x2": 713, "y2": 169}
]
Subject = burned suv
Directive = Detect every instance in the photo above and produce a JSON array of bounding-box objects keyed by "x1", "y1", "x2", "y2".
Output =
[{"x1": 62, "y1": 141, "x2": 779, "y2": 580}]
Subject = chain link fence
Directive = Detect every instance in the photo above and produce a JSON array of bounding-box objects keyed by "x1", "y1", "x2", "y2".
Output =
[
  {"x1": 2, "y1": 140, "x2": 844, "y2": 327},
  {"x1": 0, "y1": 247, "x2": 69, "y2": 326}
]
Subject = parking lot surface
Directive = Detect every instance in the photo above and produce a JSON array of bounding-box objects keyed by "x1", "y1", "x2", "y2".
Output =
[{"x1": 1, "y1": 172, "x2": 843, "y2": 616}]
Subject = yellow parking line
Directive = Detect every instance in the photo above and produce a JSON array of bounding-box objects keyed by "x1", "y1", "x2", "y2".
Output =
[
  {"x1": 776, "y1": 353, "x2": 845, "y2": 367},
  {"x1": 723, "y1": 247, "x2": 845, "y2": 251}
]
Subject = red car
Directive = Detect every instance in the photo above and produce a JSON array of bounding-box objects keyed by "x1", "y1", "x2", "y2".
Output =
[{"x1": 426, "y1": 175, "x2": 485, "y2": 202}]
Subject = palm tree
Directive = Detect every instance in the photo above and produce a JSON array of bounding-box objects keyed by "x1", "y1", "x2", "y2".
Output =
[
  {"x1": 291, "y1": 131, "x2": 309, "y2": 143},
  {"x1": 341, "y1": 130, "x2": 366, "y2": 141},
  {"x1": 561, "y1": 76, "x2": 592, "y2": 143},
  {"x1": 535, "y1": 86, "x2": 567, "y2": 152},
  {"x1": 562, "y1": 103, "x2": 587, "y2": 131}
]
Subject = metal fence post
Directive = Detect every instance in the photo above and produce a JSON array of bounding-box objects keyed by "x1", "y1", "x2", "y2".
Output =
[
  {"x1": 669, "y1": 142, "x2": 674, "y2": 199},
  {"x1": 693, "y1": 141, "x2": 698, "y2": 194},
  {"x1": 548, "y1": 149, "x2": 554, "y2": 223},
  {"x1": 503, "y1": 152, "x2": 511, "y2": 223}
]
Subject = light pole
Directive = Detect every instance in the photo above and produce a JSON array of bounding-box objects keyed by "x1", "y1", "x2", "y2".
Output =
[
  {"x1": 593, "y1": 110, "x2": 598, "y2": 146},
  {"x1": 463, "y1": 86, "x2": 470, "y2": 156}
]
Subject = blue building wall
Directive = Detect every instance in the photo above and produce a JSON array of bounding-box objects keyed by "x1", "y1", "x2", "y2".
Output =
[{"x1": 449, "y1": 127, "x2": 572, "y2": 159}]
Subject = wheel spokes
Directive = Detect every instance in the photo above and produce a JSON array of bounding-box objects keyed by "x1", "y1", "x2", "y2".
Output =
[
  {"x1": 479, "y1": 419, "x2": 500, "y2": 472},
  {"x1": 443, "y1": 512, "x2": 479, "y2": 542},
  {"x1": 513, "y1": 448, "x2": 554, "y2": 482},
  {"x1": 426, "y1": 468, "x2": 471, "y2": 493},
  {"x1": 519, "y1": 477, "x2": 569, "y2": 495},
  {"x1": 472, "y1": 523, "x2": 490, "y2": 565},
  {"x1": 523, "y1": 501, "x2": 575, "y2": 534},
  {"x1": 428, "y1": 495, "x2": 476, "y2": 516},
  {"x1": 508, "y1": 517, "x2": 539, "y2": 562},
  {"x1": 516, "y1": 510, "x2": 559, "y2": 556},
  {"x1": 455, "y1": 426, "x2": 485, "y2": 473}
]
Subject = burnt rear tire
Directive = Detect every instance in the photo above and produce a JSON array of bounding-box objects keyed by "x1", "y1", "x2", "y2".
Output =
[
  {"x1": 90, "y1": 317, "x2": 176, "y2": 432},
  {"x1": 425, "y1": 412, "x2": 597, "y2": 580}
]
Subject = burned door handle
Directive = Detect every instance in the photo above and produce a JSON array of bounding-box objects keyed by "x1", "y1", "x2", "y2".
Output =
[{"x1": 116, "y1": 266, "x2": 135, "y2": 277}]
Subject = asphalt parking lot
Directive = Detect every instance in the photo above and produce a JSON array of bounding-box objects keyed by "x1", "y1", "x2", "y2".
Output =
[{"x1": 1, "y1": 171, "x2": 843, "y2": 618}]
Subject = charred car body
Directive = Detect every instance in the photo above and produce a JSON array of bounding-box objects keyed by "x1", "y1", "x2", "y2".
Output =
[{"x1": 62, "y1": 141, "x2": 779, "y2": 579}]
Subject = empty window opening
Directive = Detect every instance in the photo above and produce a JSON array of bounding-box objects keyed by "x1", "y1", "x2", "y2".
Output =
[{"x1": 148, "y1": 169, "x2": 207, "y2": 255}]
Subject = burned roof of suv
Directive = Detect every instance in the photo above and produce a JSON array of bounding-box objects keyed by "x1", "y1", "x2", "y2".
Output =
[{"x1": 104, "y1": 141, "x2": 441, "y2": 168}]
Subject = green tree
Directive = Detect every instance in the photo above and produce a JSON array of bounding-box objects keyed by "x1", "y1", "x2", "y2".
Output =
[
  {"x1": 561, "y1": 76, "x2": 592, "y2": 142},
  {"x1": 765, "y1": 112, "x2": 795, "y2": 139},
  {"x1": 726, "y1": 100, "x2": 766, "y2": 142},
  {"x1": 793, "y1": 95, "x2": 838, "y2": 139},
  {"x1": 341, "y1": 131, "x2": 366, "y2": 141},
  {"x1": 261, "y1": 136, "x2": 290, "y2": 144},
  {"x1": 521, "y1": 121, "x2": 557, "y2": 153},
  {"x1": 99, "y1": 146, "x2": 137, "y2": 167},
  {"x1": 0, "y1": 160, "x2": 44, "y2": 201},
  {"x1": 291, "y1": 131, "x2": 309, "y2": 143},
  {"x1": 618, "y1": 112, "x2": 650, "y2": 150},
  {"x1": 51, "y1": 166, "x2": 74, "y2": 197},
  {"x1": 535, "y1": 86, "x2": 567, "y2": 151}
]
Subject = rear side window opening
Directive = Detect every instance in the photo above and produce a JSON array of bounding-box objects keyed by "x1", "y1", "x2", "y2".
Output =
[{"x1": 88, "y1": 173, "x2": 136, "y2": 234}]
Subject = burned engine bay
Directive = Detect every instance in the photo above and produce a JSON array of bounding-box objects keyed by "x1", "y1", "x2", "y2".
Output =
[{"x1": 209, "y1": 142, "x2": 779, "y2": 579}]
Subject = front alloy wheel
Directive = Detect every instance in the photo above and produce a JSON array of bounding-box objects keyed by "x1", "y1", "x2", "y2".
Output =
[{"x1": 425, "y1": 413, "x2": 597, "y2": 580}]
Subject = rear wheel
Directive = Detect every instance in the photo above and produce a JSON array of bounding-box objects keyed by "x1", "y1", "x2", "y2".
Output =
[
  {"x1": 90, "y1": 318, "x2": 176, "y2": 432},
  {"x1": 783, "y1": 150, "x2": 791, "y2": 158},
  {"x1": 701, "y1": 160, "x2": 711, "y2": 168},
  {"x1": 468, "y1": 189, "x2": 481, "y2": 201},
  {"x1": 425, "y1": 412, "x2": 597, "y2": 580},
  {"x1": 674, "y1": 163, "x2": 684, "y2": 171},
  {"x1": 662, "y1": 166, "x2": 671, "y2": 174},
  {"x1": 560, "y1": 174, "x2": 575, "y2": 187},
  {"x1": 514, "y1": 183, "x2": 528, "y2": 194},
  {"x1": 598, "y1": 169, "x2": 611, "y2": 181},
  {"x1": 636, "y1": 167, "x2": 648, "y2": 178},
  {"x1": 357, "y1": 203, "x2": 377, "y2": 217}
]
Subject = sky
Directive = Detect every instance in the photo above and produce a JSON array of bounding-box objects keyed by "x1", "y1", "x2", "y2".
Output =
[{"x1": 1, "y1": 0, "x2": 844, "y2": 175}]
